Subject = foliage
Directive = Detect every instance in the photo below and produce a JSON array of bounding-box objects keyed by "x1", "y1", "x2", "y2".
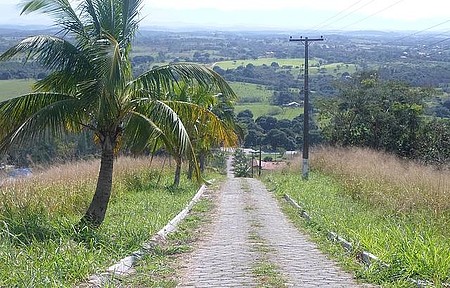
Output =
[
  {"x1": 415, "y1": 118, "x2": 450, "y2": 165},
  {"x1": 237, "y1": 112, "x2": 322, "y2": 152},
  {"x1": 317, "y1": 71, "x2": 432, "y2": 158},
  {"x1": 162, "y1": 83, "x2": 239, "y2": 185},
  {"x1": 2, "y1": 131, "x2": 99, "y2": 167},
  {"x1": 263, "y1": 156, "x2": 273, "y2": 161},
  {"x1": 207, "y1": 150, "x2": 228, "y2": 174},
  {"x1": 232, "y1": 149, "x2": 250, "y2": 177}
]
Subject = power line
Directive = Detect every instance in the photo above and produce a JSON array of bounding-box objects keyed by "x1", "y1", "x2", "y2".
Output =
[
  {"x1": 307, "y1": 0, "x2": 366, "y2": 32},
  {"x1": 311, "y1": 0, "x2": 378, "y2": 32},
  {"x1": 384, "y1": 18, "x2": 450, "y2": 45},
  {"x1": 430, "y1": 37, "x2": 450, "y2": 47},
  {"x1": 337, "y1": 0, "x2": 404, "y2": 31}
]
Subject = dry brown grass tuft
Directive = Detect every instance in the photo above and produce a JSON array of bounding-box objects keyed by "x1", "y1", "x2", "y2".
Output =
[
  {"x1": 0, "y1": 156, "x2": 168, "y2": 216},
  {"x1": 308, "y1": 146, "x2": 449, "y2": 216}
]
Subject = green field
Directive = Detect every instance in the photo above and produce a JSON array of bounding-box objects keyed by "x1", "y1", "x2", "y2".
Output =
[
  {"x1": 0, "y1": 79, "x2": 34, "y2": 100},
  {"x1": 0, "y1": 157, "x2": 203, "y2": 287},
  {"x1": 230, "y1": 81, "x2": 303, "y2": 120},
  {"x1": 236, "y1": 103, "x2": 303, "y2": 120},
  {"x1": 229, "y1": 81, "x2": 273, "y2": 104}
]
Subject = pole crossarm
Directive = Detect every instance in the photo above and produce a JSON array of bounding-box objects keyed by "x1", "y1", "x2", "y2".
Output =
[
  {"x1": 289, "y1": 36, "x2": 325, "y2": 43},
  {"x1": 289, "y1": 35, "x2": 324, "y2": 180}
]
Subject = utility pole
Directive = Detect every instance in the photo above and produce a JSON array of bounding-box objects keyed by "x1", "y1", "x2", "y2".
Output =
[{"x1": 289, "y1": 36, "x2": 324, "y2": 180}]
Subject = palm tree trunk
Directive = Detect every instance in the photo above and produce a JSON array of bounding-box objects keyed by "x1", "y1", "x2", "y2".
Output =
[
  {"x1": 187, "y1": 161, "x2": 193, "y2": 180},
  {"x1": 80, "y1": 135, "x2": 115, "y2": 228},
  {"x1": 174, "y1": 158, "x2": 182, "y2": 187},
  {"x1": 199, "y1": 152, "x2": 206, "y2": 173}
]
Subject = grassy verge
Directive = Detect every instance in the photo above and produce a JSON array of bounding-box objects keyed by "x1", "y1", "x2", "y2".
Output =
[
  {"x1": 122, "y1": 182, "x2": 220, "y2": 287},
  {"x1": 0, "y1": 157, "x2": 204, "y2": 287},
  {"x1": 263, "y1": 147, "x2": 450, "y2": 287}
]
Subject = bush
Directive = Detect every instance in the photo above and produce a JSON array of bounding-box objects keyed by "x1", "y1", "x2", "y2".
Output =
[
  {"x1": 232, "y1": 149, "x2": 250, "y2": 177},
  {"x1": 263, "y1": 156, "x2": 273, "y2": 162}
]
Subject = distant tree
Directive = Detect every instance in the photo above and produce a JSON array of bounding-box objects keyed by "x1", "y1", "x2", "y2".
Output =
[
  {"x1": 318, "y1": 71, "x2": 432, "y2": 158},
  {"x1": 244, "y1": 129, "x2": 263, "y2": 148},
  {"x1": 237, "y1": 109, "x2": 253, "y2": 118},
  {"x1": 256, "y1": 116, "x2": 278, "y2": 132},
  {"x1": 416, "y1": 119, "x2": 450, "y2": 165},
  {"x1": 263, "y1": 129, "x2": 296, "y2": 151},
  {"x1": 271, "y1": 90, "x2": 296, "y2": 106}
]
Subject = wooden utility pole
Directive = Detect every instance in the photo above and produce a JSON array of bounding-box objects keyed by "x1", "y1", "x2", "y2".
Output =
[{"x1": 289, "y1": 36, "x2": 324, "y2": 180}]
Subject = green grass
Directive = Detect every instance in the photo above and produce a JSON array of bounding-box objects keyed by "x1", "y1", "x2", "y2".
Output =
[
  {"x1": 229, "y1": 81, "x2": 274, "y2": 104},
  {"x1": 252, "y1": 261, "x2": 287, "y2": 288},
  {"x1": 236, "y1": 103, "x2": 303, "y2": 120},
  {"x1": 0, "y1": 157, "x2": 203, "y2": 287},
  {"x1": 264, "y1": 158, "x2": 450, "y2": 287},
  {"x1": 122, "y1": 186, "x2": 219, "y2": 287},
  {"x1": 0, "y1": 79, "x2": 34, "y2": 100},
  {"x1": 230, "y1": 81, "x2": 303, "y2": 120}
]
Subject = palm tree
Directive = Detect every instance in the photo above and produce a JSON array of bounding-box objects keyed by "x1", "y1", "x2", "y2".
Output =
[
  {"x1": 130, "y1": 84, "x2": 240, "y2": 187},
  {"x1": 0, "y1": 0, "x2": 235, "y2": 227},
  {"x1": 168, "y1": 84, "x2": 240, "y2": 183}
]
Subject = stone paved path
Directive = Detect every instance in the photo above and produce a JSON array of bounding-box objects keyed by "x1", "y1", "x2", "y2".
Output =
[{"x1": 178, "y1": 158, "x2": 368, "y2": 287}]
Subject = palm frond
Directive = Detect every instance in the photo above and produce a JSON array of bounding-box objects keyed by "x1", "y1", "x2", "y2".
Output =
[
  {"x1": 0, "y1": 35, "x2": 88, "y2": 73},
  {"x1": 121, "y1": 0, "x2": 143, "y2": 45},
  {"x1": 83, "y1": 0, "x2": 102, "y2": 37},
  {"x1": 19, "y1": 0, "x2": 85, "y2": 38},
  {"x1": 131, "y1": 63, "x2": 237, "y2": 101},
  {"x1": 124, "y1": 110, "x2": 162, "y2": 153},
  {"x1": 165, "y1": 100, "x2": 239, "y2": 148},
  {"x1": 0, "y1": 92, "x2": 85, "y2": 152}
]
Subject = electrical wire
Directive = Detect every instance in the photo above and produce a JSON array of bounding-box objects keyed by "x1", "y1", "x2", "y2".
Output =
[
  {"x1": 306, "y1": 0, "x2": 366, "y2": 32},
  {"x1": 385, "y1": 18, "x2": 450, "y2": 45},
  {"x1": 336, "y1": 0, "x2": 405, "y2": 31},
  {"x1": 311, "y1": 0, "x2": 378, "y2": 32}
]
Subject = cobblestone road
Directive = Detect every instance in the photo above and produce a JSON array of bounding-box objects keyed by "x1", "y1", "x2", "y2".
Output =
[{"x1": 178, "y1": 158, "x2": 368, "y2": 287}]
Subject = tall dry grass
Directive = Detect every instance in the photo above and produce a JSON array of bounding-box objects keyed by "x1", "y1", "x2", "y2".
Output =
[
  {"x1": 309, "y1": 146, "x2": 449, "y2": 216},
  {"x1": 0, "y1": 156, "x2": 169, "y2": 216}
]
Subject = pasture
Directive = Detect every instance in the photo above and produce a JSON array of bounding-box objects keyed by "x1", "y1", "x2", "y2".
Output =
[
  {"x1": 235, "y1": 103, "x2": 303, "y2": 120},
  {"x1": 0, "y1": 79, "x2": 34, "y2": 100},
  {"x1": 229, "y1": 81, "x2": 273, "y2": 104}
]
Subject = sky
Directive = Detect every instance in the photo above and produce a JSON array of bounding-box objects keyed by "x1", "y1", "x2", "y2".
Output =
[{"x1": 0, "y1": 0, "x2": 450, "y2": 32}]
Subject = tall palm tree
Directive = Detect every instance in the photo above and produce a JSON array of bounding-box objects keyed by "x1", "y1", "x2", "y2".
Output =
[
  {"x1": 0, "y1": 0, "x2": 235, "y2": 227},
  {"x1": 168, "y1": 84, "x2": 240, "y2": 183}
]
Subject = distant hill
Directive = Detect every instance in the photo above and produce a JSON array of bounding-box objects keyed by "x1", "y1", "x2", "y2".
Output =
[{"x1": 0, "y1": 25, "x2": 55, "y2": 35}]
